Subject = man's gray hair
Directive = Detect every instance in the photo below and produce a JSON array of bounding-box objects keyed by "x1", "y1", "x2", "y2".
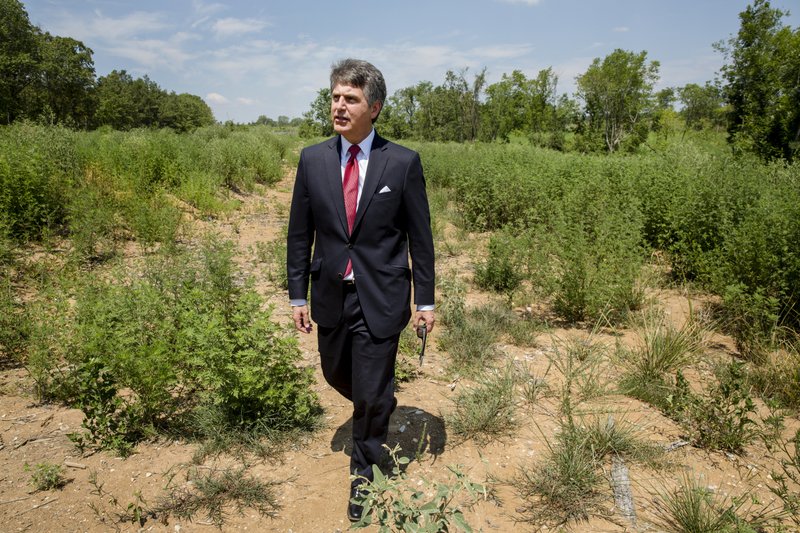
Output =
[{"x1": 330, "y1": 58, "x2": 387, "y2": 115}]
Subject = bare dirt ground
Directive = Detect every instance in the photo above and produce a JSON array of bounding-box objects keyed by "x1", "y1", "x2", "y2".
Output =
[{"x1": 1, "y1": 167, "x2": 798, "y2": 533}]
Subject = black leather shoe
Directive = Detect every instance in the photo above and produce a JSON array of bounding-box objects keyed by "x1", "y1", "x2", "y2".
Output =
[
  {"x1": 391, "y1": 396, "x2": 398, "y2": 414},
  {"x1": 348, "y1": 485, "x2": 368, "y2": 522}
]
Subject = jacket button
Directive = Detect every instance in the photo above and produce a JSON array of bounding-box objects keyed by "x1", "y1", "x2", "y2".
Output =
[
  {"x1": 348, "y1": 243, "x2": 353, "y2": 249},
  {"x1": 337, "y1": 273, "x2": 343, "y2": 279}
]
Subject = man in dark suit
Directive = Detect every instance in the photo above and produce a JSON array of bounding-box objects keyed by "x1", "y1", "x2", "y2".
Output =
[{"x1": 286, "y1": 58, "x2": 435, "y2": 522}]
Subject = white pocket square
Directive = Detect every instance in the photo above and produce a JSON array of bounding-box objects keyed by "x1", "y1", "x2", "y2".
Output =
[{"x1": 379, "y1": 185, "x2": 392, "y2": 194}]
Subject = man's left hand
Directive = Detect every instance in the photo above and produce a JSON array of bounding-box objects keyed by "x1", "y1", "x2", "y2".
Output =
[{"x1": 414, "y1": 310, "x2": 435, "y2": 334}]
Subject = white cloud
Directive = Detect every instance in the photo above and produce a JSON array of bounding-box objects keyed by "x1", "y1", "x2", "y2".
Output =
[
  {"x1": 613, "y1": 26, "x2": 630, "y2": 33},
  {"x1": 105, "y1": 33, "x2": 196, "y2": 71},
  {"x1": 212, "y1": 17, "x2": 269, "y2": 38},
  {"x1": 81, "y1": 10, "x2": 170, "y2": 40},
  {"x1": 471, "y1": 43, "x2": 535, "y2": 60},
  {"x1": 206, "y1": 92, "x2": 229, "y2": 104},
  {"x1": 192, "y1": 0, "x2": 227, "y2": 16},
  {"x1": 237, "y1": 97, "x2": 256, "y2": 105}
]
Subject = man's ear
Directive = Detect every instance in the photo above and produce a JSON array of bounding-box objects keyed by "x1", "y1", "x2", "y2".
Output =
[{"x1": 371, "y1": 101, "x2": 382, "y2": 122}]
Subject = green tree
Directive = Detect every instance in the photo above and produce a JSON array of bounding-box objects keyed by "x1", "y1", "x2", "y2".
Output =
[
  {"x1": 34, "y1": 33, "x2": 95, "y2": 127},
  {"x1": 379, "y1": 83, "x2": 429, "y2": 139},
  {"x1": 94, "y1": 70, "x2": 163, "y2": 129},
  {"x1": 678, "y1": 82, "x2": 725, "y2": 131},
  {"x1": 0, "y1": 0, "x2": 39, "y2": 123},
  {"x1": 482, "y1": 70, "x2": 534, "y2": 142},
  {"x1": 576, "y1": 49, "x2": 660, "y2": 152},
  {"x1": 159, "y1": 92, "x2": 215, "y2": 132},
  {"x1": 717, "y1": 0, "x2": 800, "y2": 160},
  {"x1": 415, "y1": 69, "x2": 486, "y2": 142},
  {"x1": 254, "y1": 115, "x2": 276, "y2": 126},
  {"x1": 299, "y1": 88, "x2": 333, "y2": 138}
]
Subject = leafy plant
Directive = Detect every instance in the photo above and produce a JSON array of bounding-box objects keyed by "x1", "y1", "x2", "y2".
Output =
[
  {"x1": 67, "y1": 358, "x2": 143, "y2": 456},
  {"x1": 669, "y1": 362, "x2": 758, "y2": 454},
  {"x1": 351, "y1": 445, "x2": 487, "y2": 532}
]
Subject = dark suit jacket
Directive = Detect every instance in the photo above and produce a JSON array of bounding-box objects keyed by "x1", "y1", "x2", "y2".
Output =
[{"x1": 287, "y1": 133, "x2": 435, "y2": 339}]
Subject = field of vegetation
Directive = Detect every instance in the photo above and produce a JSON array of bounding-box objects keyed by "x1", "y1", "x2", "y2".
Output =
[
  {"x1": 1, "y1": 120, "x2": 799, "y2": 531},
  {"x1": 2, "y1": 0, "x2": 800, "y2": 530}
]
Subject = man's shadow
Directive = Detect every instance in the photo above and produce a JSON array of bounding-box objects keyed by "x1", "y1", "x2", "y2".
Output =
[{"x1": 331, "y1": 405, "x2": 446, "y2": 466}]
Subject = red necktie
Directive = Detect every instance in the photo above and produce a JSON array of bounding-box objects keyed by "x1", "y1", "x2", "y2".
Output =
[{"x1": 343, "y1": 144, "x2": 360, "y2": 277}]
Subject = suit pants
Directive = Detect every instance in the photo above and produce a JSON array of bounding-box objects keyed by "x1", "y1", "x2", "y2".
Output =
[{"x1": 317, "y1": 282, "x2": 399, "y2": 485}]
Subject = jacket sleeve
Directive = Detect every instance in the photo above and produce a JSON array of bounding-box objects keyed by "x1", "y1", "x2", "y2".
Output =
[
  {"x1": 286, "y1": 149, "x2": 315, "y2": 301},
  {"x1": 403, "y1": 153, "x2": 435, "y2": 306}
]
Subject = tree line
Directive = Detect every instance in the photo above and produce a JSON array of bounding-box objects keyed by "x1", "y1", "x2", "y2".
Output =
[
  {"x1": 0, "y1": 0, "x2": 214, "y2": 131},
  {"x1": 302, "y1": 0, "x2": 798, "y2": 162}
]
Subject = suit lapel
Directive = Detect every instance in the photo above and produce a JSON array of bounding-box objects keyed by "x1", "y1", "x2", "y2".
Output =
[
  {"x1": 324, "y1": 137, "x2": 349, "y2": 235},
  {"x1": 354, "y1": 134, "x2": 389, "y2": 231}
]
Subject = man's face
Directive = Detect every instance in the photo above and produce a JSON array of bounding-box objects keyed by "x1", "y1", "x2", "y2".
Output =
[{"x1": 331, "y1": 83, "x2": 381, "y2": 144}]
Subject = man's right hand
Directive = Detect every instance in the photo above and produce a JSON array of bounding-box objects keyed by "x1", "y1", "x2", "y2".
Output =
[{"x1": 292, "y1": 305, "x2": 313, "y2": 334}]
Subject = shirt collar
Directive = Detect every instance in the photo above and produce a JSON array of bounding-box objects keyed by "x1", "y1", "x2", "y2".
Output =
[{"x1": 341, "y1": 128, "x2": 375, "y2": 160}]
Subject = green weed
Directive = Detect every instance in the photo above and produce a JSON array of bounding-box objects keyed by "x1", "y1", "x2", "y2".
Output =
[
  {"x1": 25, "y1": 461, "x2": 66, "y2": 491},
  {"x1": 669, "y1": 362, "x2": 758, "y2": 454},
  {"x1": 351, "y1": 444, "x2": 487, "y2": 532}
]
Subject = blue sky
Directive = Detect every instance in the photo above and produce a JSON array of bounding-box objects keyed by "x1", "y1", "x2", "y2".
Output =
[{"x1": 22, "y1": 0, "x2": 800, "y2": 123}]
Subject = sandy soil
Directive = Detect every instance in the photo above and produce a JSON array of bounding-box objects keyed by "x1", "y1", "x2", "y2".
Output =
[{"x1": 1, "y1": 167, "x2": 797, "y2": 533}]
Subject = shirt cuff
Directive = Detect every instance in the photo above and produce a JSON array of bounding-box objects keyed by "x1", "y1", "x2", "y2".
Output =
[
  {"x1": 290, "y1": 299, "x2": 307, "y2": 307},
  {"x1": 416, "y1": 304, "x2": 435, "y2": 311}
]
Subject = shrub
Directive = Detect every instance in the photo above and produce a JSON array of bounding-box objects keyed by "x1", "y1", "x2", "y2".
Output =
[
  {"x1": 719, "y1": 284, "x2": 782, "y2": 362},
  {"x1": 669, "y1": 362, "x2": 758, "y2": 454},
  {"x1": 474, "y1": 230, "x2": 524, "y2": 298},
  {"x1": 38, "y1": 239, "x2": 320, "y2": 453},
  {"x1": 0, "y1": 123, "x2": 77, "y2": 242}
]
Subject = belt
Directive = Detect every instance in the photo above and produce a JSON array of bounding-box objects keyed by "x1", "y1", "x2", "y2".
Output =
[{"x1": 343, "y1": 279, "x2": 356, "y2": 288}]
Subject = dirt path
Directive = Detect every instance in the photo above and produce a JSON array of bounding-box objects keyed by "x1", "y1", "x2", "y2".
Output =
[{"x1": 0, "y1": 168, "x2": 797, "y2": 532}]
